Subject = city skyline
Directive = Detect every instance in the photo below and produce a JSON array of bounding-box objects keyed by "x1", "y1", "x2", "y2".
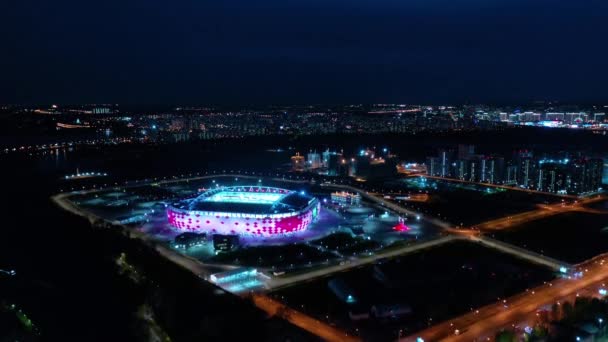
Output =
[{"x1": 3, "y1": 1, "x2": 608, "y2": 341}]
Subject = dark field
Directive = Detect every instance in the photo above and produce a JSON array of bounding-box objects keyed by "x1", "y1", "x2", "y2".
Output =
[
  {"x1": 394, "y1": 178, "x2": 561, "y2": 226},
  {"x1": 491, "y1": 211, "x2": 608, "y2": 264},
  {"x1": 209, "y1": 243, "x2": 338, "y2": 269},
  {"x1": 309, "y1": 232, "x2": 381, "y2": 256},
  {"x1": 272, "y1": 240, "x2": 555, "y2": 341}
]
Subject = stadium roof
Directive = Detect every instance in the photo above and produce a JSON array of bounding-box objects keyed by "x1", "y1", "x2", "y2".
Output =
[{"x1": 171, "y1": 186, "x2": 315, "y2": 214}]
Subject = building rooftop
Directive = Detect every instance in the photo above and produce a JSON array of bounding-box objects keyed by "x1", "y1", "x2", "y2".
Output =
[{"x1": 171, "y1": 186, "x2": 315, "y2": 214}]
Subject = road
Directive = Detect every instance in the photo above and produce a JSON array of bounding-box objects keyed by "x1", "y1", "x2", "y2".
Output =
[
  {"x1": 402, "y1": 256, "x2": 608, "y2": 342},
  {"x1": 251, "y1": 294, "x2": 360, "y2": 342},
  {"x1": 267, "y1": 235, "x2": 458, "y2": 290},
  {"x1": 472, "y1": 195, "x2": 606, "y2": 231},
  {"x1": 471, "y1": 235, "x2": 568, "y2": 271}
]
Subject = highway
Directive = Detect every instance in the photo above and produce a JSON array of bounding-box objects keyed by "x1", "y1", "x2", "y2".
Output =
[
  {"x1": 402, "y1": 255, "x2": 608, "y2": 342},
  {"x1": 472, "y1": 195, "x2": 606, "y2": 231}
]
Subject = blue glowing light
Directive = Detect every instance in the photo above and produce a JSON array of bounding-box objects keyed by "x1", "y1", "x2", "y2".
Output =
[
  {"x1": 346, "y1": 294, "x2": 356, "y2": 303},
  {"x1": 599, "y1": 288, "x2": 607, "y2": 296}
]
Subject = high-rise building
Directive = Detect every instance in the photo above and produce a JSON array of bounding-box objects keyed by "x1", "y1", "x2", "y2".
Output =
[
  {"x1": 569, "y1": 158, "x2": 603, "y2": 194},
  {"x1": 322, "y1": 149, "x2": 332, "y2": 168},
  {"x1": 593, "y1": 113, "x2": 606, "y2": 123},
  {"x1": 565, "y1": 112, "x2": 587, "y2": 124},
  {"x1": 291, "y1": 153, "x2": 305, "y2": 172},
  {"x1": 307, "y1": 151, "x2": 322, "y2": 169},
  {"x1": 504, "y1": 164, "x2": 518, "y2": 185},
  {"x1": 327, "y1": 153, "x2": 342, "y2": 176},
  {"x1": 92, "y1": 107, "x2": 111, "y2": 114},
  {"x1": 426, "y1": 157, "x2": 439, "y2": 177},
  {"x1": 467, "y1": 157, "x2": 480, "y2": 182},
  {"x1": 535, "y1": 158, "x2": 603, "y2": 195},
  {"x1": 538, "y1": 163, "x2": 569, "y2": 193},
  {"x1": 480, "y1": 156, "x2": 504, "y2": 184},
  {"x1": 514, "y1": 150, "x2": 536, "y2": 188},
  {"x1": 545, "y1": 112, "x2": 565, "y2": 121},
  {"x1": 438, "y1": 149, "x2": 453, "y2": 177},
  {"x1": 452, "y1": 160, "x2": 469, "y2": 180}
]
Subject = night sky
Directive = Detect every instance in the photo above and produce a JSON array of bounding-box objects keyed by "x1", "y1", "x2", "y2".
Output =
[{"x1": 2, "y1": 0, "x2": 607, "y2": 105}]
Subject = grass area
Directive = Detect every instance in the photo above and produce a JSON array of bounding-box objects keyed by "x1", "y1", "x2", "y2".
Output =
[
  {"x1": 491, "y1": 212, "x2": 608, "y2": 263},
  {"x1": 310, "y1": 232, "x2": 381, "y2": 255},
  {"x1": 273, "y1": 240, "x2": 555, "y2": 340},
  {"x1": 209, "y1": 243, "x2": 337, "y2": 268}
]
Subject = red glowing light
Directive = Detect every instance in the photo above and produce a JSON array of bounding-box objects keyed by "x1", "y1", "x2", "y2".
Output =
[{"x1": 392, "y1": 221, "x2": 409, "y2": 232}]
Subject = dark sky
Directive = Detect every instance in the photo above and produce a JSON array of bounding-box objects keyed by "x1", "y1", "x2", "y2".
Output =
[{"x1": 1, "y1": 0, "x2": 607, "y2": 105}]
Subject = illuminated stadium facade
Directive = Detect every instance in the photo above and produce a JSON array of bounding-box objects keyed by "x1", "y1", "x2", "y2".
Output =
[{"x1": 167, "y1": 186, "x2": 320, "y2": 238}]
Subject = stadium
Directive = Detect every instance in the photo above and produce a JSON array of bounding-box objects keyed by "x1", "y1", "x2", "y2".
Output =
[{"x1": 167, "y1": 186, "x2": 320, "y2": 238}]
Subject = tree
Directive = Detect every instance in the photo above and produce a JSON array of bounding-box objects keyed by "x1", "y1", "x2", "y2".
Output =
[
  {"x1": 531, "y1": 325, "x2": 548, "y2": 339},
  {"x1": 562, "y1": 301, "x2": 574, "y2": 323},
  {"x1": 551, "y1": 302, "x2": 561, "y2": 322},
  {"x1": 495, "y1": 329, "x2": 517, "y2": 342}
]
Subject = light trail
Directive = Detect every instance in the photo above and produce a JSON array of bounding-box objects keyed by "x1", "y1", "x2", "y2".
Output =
[
  {"x1": 472, "y1": 195, "x2": 606, "y2": 231},
  {"x1": 402, "y1": 255, "x2": 608, "y2": 342}
]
